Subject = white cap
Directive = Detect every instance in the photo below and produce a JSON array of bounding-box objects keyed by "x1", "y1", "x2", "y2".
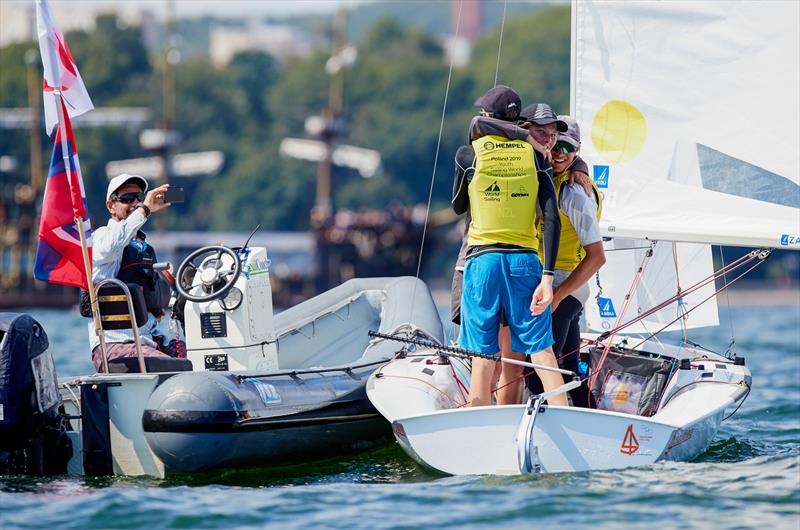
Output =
[
  {"x1": 556, "y1": 115, "x2": 581, "y2": 149},
  {"x1": 106, "y1": 174, "x2": 149, "y2": 201}
]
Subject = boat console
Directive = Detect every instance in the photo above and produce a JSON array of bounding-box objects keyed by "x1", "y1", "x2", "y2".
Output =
[{"x1": 177, "y1": 245, "x2": 279, "y2": 372}]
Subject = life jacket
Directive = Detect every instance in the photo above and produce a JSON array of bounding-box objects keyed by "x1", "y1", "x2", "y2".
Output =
[
  {"x1": 117, "y1": 232, "x2": 171, "y2": 318},
  {"x1": 467, "y1": 135, "x2": 540, "y2": 249},
  {"x1": 537, "y1": 168, "x2": 603, "y2": 271}
]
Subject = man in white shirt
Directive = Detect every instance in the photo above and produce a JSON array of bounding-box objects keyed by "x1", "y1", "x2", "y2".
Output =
[{"x1": 87, "y1": 174, "x2": 179, "y2": 371}]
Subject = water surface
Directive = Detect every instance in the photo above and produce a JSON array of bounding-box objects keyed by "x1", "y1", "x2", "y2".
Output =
[{"x1": 1, "y1": 305, "x2": 798, "y2": 529}]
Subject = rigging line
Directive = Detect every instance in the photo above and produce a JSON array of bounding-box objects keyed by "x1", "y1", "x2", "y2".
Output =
[
  {"x1": 721, "y1": 382, "x2": 751, "y2": 422},
  {"x1": 600, "y1": 249, "x2": 761, "y2": 339},
  {"x1": 494, "y1": 0, "x2": 509, "y2": 86},
  {"x1": 630, "y1": 256, "x2": 769, "y2": 351},
  {"x1": 718, "y1": 245, "x2": 737, "y2": 356},
  {"x1": 588, "y1": 243, "x2": 655, "y2": 390},
  {"x1": 672, "y1": 241, "x2": 688, "y2": 342},
  {"x1": 604, "y1": 245, "x2": 653, "y2": 252},
  {"x1": 408, "y1": 0, "x2": 463, "y2": 322}
]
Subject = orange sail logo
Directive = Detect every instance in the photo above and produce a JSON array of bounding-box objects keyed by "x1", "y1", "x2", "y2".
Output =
[{"x1": 620, "y1": 424, "x2": 640, "y2": 455}]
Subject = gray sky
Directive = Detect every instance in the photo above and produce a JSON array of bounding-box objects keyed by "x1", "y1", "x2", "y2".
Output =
[{"x1": 0, "y1": 0, "x2": 371, "y2": 45}]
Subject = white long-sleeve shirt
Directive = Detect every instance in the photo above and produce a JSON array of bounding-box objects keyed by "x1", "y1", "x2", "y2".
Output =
[
  {"x1": 87, "y1": 209, "x2": 159, "y2": 352},
  {"x1": 552, "y1": 183, "x2": 602, "y2": 305}
]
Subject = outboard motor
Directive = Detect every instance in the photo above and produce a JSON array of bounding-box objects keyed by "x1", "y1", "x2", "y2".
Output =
[
  {"x1": 176, "y1": 246, "x2": 278, "y2": 372},
  {"x1": 0, "y1": 313, "x2": 72, "y2": 475}
]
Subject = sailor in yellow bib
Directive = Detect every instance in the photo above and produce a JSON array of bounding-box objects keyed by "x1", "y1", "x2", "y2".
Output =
[
  {"x1": 452, "y1": 87, "x2": 567, "y2": 407},
  {"x1": 528, "y1": 115, "x2": 606, "y2": 408}
]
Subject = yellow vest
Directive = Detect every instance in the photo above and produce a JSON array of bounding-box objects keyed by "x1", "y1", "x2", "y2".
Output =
[
  {"x1": 467, "y1": 135, "x2": 539, "y2": 248},
  {"x1": 538, "y1": 169, "x2": 603, "y2": 271}
]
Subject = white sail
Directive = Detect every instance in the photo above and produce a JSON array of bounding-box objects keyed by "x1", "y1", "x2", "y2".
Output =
[{"x1": 571, "y1": 0, "x2": 800, "y2": 333}]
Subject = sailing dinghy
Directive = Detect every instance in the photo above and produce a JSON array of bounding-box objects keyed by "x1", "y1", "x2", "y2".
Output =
[{"x1": 367, "y1": 0, "x2": 799, "y2": 475}]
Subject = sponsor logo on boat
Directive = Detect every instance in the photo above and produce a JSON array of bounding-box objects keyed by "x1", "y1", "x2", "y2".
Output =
[
  {"x1": 780, "y1": 234, "x2": 800, "y2": 246},
  {"x1": 242, "y1": 257, "x2": 271, "y2": 279},
  {"x1": 666, "y1": 428, "x2": 694, "y2": 451},
  {"x1": 598, "y1": 297, "x2": 617, "y2": 318},
  {"x1": 247, "y1": 379, "x2": 282, "y2": 405},
  {"x1": 620, "y1": 424, "x2": 640, "y2": 455},
  {"x1": 593, "y1": 165, "x2": 609, "y2": 188}
]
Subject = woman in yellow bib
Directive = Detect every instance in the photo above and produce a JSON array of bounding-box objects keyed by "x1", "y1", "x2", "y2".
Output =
[{"x1": 528, "y1": 116, "x2": 606, "y2": 407}]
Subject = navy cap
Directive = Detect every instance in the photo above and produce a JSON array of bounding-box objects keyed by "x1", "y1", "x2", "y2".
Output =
[{"x1": 474, "y1": 85, "x2": 521, "y2": 121}]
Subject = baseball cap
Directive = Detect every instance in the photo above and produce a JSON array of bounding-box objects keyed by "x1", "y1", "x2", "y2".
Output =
[
  {"x1": 556, "y1": 115, "x2": 581, "y2": 149},
  {"x1": 474, "y1": 85, "x2": 521, "y2": 121},
  {"x1": 106, "y1": 174, "x2": 149, "y2": 201},
  {"x1": 519, "y1": 103, "x2": 568, "y2": 132}
]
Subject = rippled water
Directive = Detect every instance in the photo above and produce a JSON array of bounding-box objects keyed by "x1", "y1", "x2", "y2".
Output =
[{"x1": 1, "y1": 304, "x2": 798, "y2": 529}]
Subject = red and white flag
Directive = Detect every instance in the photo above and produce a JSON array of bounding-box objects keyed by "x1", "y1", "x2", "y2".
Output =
[
  {"x1": 33, "y1": 102, "x2": 93, "y2": 289},
  {"x1": 35, "y1": 0, "x2": 94, "y2": 136}
]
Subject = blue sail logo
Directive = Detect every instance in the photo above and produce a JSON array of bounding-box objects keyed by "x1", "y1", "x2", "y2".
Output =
[
  {"x1": 780, "y1": 234, "x2": 800, "y2": 246},
  {"x1": 598, "y1": 297, "x2": 617, "y2": 318},
  {"x1": 593, "y1": 165, "x2": 609, "y2": 188}
]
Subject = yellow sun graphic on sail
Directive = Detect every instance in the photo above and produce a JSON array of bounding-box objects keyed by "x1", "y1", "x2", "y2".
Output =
[{"x1": 591, "y1": 101, "x2": 647, "y2": 163}]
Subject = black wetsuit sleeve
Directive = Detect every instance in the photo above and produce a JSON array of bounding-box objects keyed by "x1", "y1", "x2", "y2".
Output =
[
  {"x1": 452, "y1": 145, "x2": 475, "y2": 215},
  {"x1": 536, "y1": 153, "x2": 559, "y2": 274},
  {"x1": 570, "y1": 155, "x2": 589, "y2": 175},
  {"x1": 468, "y1": 116, "x2": 529, "y2": 142}
]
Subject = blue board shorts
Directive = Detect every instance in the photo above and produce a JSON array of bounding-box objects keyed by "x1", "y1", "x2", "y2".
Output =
[{"x1": 458, "y1": 252, "x2": 554, "y2": 355}]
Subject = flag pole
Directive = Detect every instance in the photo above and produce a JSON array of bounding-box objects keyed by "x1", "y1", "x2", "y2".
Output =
[{"x1": 52, "y1": 90, "x2": 108, "y2": 373}]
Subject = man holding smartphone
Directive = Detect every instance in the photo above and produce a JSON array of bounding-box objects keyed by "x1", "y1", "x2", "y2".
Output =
[{"x1": 86, "y1": 173, "x2": 185, "y2": 371}]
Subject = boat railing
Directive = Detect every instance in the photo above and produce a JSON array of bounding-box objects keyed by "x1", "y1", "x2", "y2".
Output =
[{"x1": 94, "y1": 278, "x2": 147, "y2": 374}]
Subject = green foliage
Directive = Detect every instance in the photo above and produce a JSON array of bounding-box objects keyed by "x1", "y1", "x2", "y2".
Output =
[
  {"x1": 466, "y1": 7, "x2": 572, "y2": 114},
  {"x1": 65, "y1": 14, "x2": 151, "y2": 106},
  {"x1": 0, "y1": 41, "x2": 37, "y2": 108},
  {"x1": 1, "y1": 6, "x2": 573, "y2": 234}
]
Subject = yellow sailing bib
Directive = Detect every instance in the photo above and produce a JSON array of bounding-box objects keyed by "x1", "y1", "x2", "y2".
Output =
[
  {"x1": 538, "y1": 169, "x2": 603, "y2": 271},
  {"x1": 467, "y1": 135, "x2": 539, "y2": 248}
]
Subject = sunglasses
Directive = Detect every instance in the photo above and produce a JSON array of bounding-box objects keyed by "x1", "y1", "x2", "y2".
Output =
[
  {"x1": 112, "y1": 191, "x2": 145, "y2": 204},
  {"x1": 553, "y1": 141, "x2": 577, "y2": 155}
]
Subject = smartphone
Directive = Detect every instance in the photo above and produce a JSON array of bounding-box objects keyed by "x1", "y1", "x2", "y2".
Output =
[{"x1": 164, "y1": 187, "x2": 184, "y2": 204}]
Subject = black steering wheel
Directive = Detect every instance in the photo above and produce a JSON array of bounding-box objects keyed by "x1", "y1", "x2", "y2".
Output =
[{"x1": 175, "y1": 245, "x2": 242, "y2": 303}]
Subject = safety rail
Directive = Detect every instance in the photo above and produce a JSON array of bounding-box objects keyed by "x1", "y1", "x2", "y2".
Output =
[{"x1": 94, "y1": 278, "x2": 147, "y2": 374}]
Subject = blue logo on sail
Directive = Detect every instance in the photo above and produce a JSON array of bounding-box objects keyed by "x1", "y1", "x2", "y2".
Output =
[
  {"x1": 780, "y1": 234, "x2": 800, "y2": 246},
  {"x1": 598, "y1": 297, "x2": 617, "y2": 318},
  {"x1": 593, "y1": 165, "x2": 609, "y2": 188}
]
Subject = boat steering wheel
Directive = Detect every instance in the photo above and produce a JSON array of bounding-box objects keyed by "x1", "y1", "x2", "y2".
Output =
[{"x1": 175, "y1": 245, "x2": 242, "y2": 303}]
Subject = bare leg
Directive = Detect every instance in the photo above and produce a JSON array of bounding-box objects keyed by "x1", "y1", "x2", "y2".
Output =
[
  {"x1": 491, "y1": 359, "x2": 502, "y2": 403},
  {"x1": 496, "y1": 326, "x2": 524, "y2": 405},
  {"x1": 467, "y1": 356, "x2": 497, "y2": 407},
  {"x1": 531, "y1": 346, "x2": 569, "y2": 407}
]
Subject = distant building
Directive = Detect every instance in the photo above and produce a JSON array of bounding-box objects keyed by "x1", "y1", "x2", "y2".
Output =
[
  {"x1": 209, "y1": 22, "x2": 314, "y2": 66},
  {"x1": 457, "y1": 0, "x2": 483, "y2": 41},
  {"x1": 443, "y1": 0, "x2": 483, "y2": 68}
]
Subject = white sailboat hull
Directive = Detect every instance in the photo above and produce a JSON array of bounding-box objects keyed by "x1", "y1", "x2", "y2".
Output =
[{"x1": 368, "y1": 340, "x2": 750, "y2": 475}]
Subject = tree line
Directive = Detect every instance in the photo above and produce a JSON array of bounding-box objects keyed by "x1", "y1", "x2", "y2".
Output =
[{"x1": 0, "y1": 7, "x2": 572, "y2": 233}]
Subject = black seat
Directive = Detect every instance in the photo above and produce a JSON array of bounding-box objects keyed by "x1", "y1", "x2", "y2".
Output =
[
  {"x1": 97, "y1": 283, "x2": 149, "y2": 330},
  {"x1": 107, "y1": 356, "x2": 193, "y2": 373},
  {"x1": 95, "y1": 281, "x2": 193, "y2": 374}
]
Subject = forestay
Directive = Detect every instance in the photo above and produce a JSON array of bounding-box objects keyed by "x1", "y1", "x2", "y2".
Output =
[{"x1": 571, "y1": 0, "x2": 800, "y2": 334}]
